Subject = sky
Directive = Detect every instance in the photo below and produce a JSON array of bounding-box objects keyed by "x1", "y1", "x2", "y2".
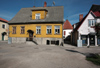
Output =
[{"x1": 0, "y1": 0, "x2": 100, "y2": 25}]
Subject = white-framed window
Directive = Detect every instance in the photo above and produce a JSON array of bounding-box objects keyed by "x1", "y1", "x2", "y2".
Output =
[
  {"x1": 36, "y1": 26, "x2": 41, "y2": 34},
  {"x1": 21, "y1": 26, "x2": 25, "y2": 34},
  {"x1": 47, "y1": 26, "x2": 52, "y2": 34},
  {"x1": 88, "y1": 19, "x2": 96, "y2": 27},
  {"x1": 55, "y1": 26, "x2": 60, "y2": 34},
  {"x1": 12, "y1": 26, "x2": 16, "y2": 34},
  {"x1": 2, "y1": 24, "x2": 5, "y2": 29},
  {"x1": 35, "y1": 13, "x2": 40, "y2": 19}
]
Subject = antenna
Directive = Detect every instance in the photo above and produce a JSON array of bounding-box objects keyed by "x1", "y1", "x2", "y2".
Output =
[{"x1": 52, "y1": 1, "x2": 55, "y2": 6}]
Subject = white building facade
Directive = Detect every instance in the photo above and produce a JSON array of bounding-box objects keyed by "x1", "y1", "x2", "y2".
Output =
[
  {"x1": 72, "y1": 5, "x2": 100, "y2": 47},
  {"x1": 78, "y1": 11, "x2": 100, "y2": 46},
  {"x1": 63, "y1": 20, "x2": 73, "y2": 39},
  {"x1": 0, "y1": 18, "x2": 8, "y2": 41}
]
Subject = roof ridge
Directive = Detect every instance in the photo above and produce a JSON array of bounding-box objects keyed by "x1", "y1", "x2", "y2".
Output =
[{"x1": 22, "y1": 6, "x2": 64, "y2": 9}]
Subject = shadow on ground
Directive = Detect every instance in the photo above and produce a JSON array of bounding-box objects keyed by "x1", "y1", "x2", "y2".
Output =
[{"x1": 65, "y1": 49, "x2": 86, "y2": 56}]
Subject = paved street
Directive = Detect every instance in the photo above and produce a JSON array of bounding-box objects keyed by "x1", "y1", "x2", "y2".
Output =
[{"x1": 0, "y1": 41, "x2": 100, "y2": 68}]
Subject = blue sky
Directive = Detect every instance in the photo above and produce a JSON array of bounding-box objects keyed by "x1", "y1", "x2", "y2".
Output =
[{"x1": 0, "y1": 0, "x2": 100, "y2": 25}]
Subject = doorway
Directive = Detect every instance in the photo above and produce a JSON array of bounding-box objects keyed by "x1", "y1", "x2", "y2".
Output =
[
  {"x1": 2, "y1": 34, "x2": 4, "y2": 41},
  {"x1": 89, "y1": 35, "x2": 95, "y2": 45},
  {"x1": 2, "y1": 32, "x2": 7, "y2": 41},
  {"x1": 81, "y1": 35, "x2": 87, "y2": 46},
  {"x1": 29, "y1": 32, "x2": 33, "y2": 41},
  {"x1": 27, "y1": 30, "x2": 34, "y2": 41}
]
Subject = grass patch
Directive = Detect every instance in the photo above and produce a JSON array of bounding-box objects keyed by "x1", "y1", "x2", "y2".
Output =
[{"x1": 86, "y1": 53, "x2": 100, "y2": 65}]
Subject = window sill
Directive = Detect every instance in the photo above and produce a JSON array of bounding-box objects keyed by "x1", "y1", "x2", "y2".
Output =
[
  {"x1": 91, "y1": 26, "x2": 95, "y2": 28},
  {"x1": 46, "y1": 34, "x2": 52, "y2": 35},
  {"x1": 54, "y1": 34, "x2": 61, "y2": 35},
  {"x1": 12, "y1": 33, "x2": 16, "y2": 34},
  {"x1": 20, "y1": 33, "x2": 25, "y2": 34},
  {"x1": 36, "y1": 34, "x2": 41, "y2": 35}
]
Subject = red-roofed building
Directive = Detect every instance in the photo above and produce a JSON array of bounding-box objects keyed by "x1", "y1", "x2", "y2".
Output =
[
  {"x1": 0, "y1": 17, "x2": 8, "y2": 41},
  {"x1": 63, "y1": 20, "x2": 73, "y2": 29},
  {"x1": 0, "y1": 17, "x2": 8, "y2": 22},
  {"x1": 63, "y1": 20, "x2": 73, "y2": 41}
]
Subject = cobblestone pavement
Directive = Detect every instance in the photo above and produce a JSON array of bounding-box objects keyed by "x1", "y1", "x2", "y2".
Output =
[{"x1": 0, "y1": 41, "x2": 100, "y2": 68}]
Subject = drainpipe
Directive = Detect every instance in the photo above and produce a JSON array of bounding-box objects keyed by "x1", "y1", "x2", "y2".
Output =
[
  {"x1": 62, "y1": 21, "x2": 64, "y2": 46},
  {"x1": 78, "y1": 32, "x2": 81, "y2": 40},
  {"x1": 95, "y1": 35, "x2": 98, "y2": 46},
  {"x1": 87, "y1": 35, "x2": 89, "y2": 46}
]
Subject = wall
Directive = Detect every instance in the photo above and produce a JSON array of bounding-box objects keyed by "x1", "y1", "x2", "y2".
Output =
[
  {"x1": 9, "y1": 23, "x2": 62, "y2": 38},
  {"x1": 63, "y1": 29, "x2": 72, "y2": 38},
  {"x1": 74, "y1": 31, "x2": 78, "y2": 45},
  {"x1": 0, "y1": 21, "x2": 8, "y2": 41},
  {"x1": 78, "y1": 13, "x2": 95, "y2": 34}
]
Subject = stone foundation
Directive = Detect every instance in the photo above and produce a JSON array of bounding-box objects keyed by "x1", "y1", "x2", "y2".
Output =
[
  {"x1": 12, "y1": 37, "x2": 26, "y2": 43},
  {"x1": 35, "y1": 38, "x2": 62, "y2": 45},
  {"x1": 10, "y1": 37, "x2": 62, "y2": 45}
]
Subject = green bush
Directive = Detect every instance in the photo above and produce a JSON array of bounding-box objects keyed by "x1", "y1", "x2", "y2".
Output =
[{"x1": 86, "y1": 53, "x2": 100, "y2": 65}]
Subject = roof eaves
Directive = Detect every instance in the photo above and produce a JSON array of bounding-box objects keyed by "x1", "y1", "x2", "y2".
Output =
[
  {"x1": 91, "y1": 11, "x2": 97, "y2": 17},
  {"x1": 0, "y1": 18, "x2": 8, "y2": 23}
]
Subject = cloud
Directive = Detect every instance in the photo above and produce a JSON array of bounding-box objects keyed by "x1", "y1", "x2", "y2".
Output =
[
  {"x1": 0, "y1": 10, "x2": 15, "y2": 21},
  {"x1": 65, "y1": 11, "x2": 88, "y2": 24},
  {"x1": 68, "y1": 12, "x2": 87, "y2": 19},
  {"x1": 69, "y1": 19, "x2": 79, "y2": 25},
  {"x1": 0, "y1": 14, "x2": 12, "y2": 19}
]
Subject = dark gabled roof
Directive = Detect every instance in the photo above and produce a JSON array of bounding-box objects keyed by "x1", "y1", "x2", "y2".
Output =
[
  {"x1": 89, "y1": 4, "x2": 100, "y2": 12},
  {"x1": 63, "y1": 20, "x2": 73, "y2": 29},
  {"x1": 8, "y1": 6, "x2": 64, "y2": 24},
  {"x1": 74, "y1": 4, "x2": 100, "y2": 31},
  {"x1": 0, "y1": 17, "x2": 8, "y2": 23}
]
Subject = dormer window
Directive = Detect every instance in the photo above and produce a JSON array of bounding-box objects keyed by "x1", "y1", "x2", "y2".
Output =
[
  {"x1": 35, "y1": 13, "x2": 40, "y2": 19},
  {"x1": 88, "y1": 19, "x2": 96, "y2": 27}
]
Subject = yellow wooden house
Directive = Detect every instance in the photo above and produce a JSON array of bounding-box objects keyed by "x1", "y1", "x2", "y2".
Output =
[{"x1": 8, "y1": 2, "x2": 64, "y2": 45}]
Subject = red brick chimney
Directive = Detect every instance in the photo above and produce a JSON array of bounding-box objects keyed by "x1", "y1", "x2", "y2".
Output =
[
  {"x1": 44, "y1": 2, "x2": 47, "y2": 7},
  {"x1": 79, "y1": 14, "x2": 83, "y2": 22}
]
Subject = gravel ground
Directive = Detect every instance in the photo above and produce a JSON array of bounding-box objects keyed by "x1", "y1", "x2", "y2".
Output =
[{"x1": 0, "y1": 41, "x2": 100, "y2": 68}]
